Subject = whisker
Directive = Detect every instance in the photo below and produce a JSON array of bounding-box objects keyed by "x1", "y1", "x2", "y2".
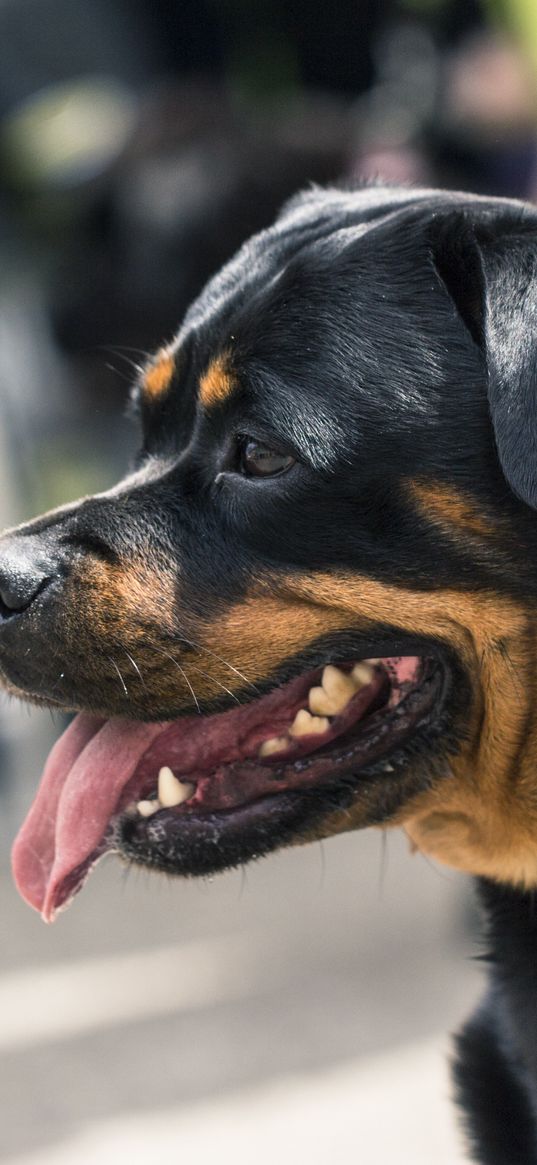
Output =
[
  {"x1": 108, "y1": 657, "x2": 129, "y2": 698},
  {"x1": 176, "y1": 663, "x2": 202, "y2": 716},
  {"x1": 151, "y1": 645, "x2": 202, "y2": 715},
  {"x1": 186, "y1": 662, "x2": 242, "y2": 705},
  {"x1": 101, "y1": 344, "x2": 155, "y2": 358},
  {"x1": 104, "y1": 362, "x2": 139, "y2": 386},
  {"x1": 175, "y1": 634, "x2": 260, "y2": 694},
  {"x1": 122, "y1": 648, "x2": 149, "y2": 693},
  {"x1": 143, "y1": 642, "x2": 243, "y2": 708}
]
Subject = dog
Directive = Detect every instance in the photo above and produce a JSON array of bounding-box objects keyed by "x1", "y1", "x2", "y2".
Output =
[{"x1": 3, "y1": 182, "x2": 537, "y2": 1162}]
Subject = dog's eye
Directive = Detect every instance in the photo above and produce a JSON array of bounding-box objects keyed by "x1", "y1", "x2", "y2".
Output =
[{"x1": 239, "y1": 439, "x2": 295, "y2": 478}]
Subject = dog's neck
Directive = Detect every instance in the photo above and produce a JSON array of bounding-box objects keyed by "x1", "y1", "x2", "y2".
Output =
[
  {"x1": 455, "y1": 879, "x2": 537, "y2": 1163},
  {"x1": 404, "y1": 611, "x2": 537, "y2": 887}
]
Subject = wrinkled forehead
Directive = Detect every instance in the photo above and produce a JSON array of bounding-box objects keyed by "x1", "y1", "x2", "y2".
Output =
[
  {"x1": 136, "y1": 227, "x2": 362, "y2": 428},
  {"x1": 136, "y1": 195, "x2": 478, "y2": 468},
  {"x1": 182, "y1": 228, "x2": 429, "y2": 395}
]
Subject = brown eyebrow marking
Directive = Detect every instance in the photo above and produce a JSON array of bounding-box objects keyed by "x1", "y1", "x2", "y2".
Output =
[
  {"x1": 408, "y1": 480, "x2": 493, "y2": 538},
  {"x1": 143, "y1": 350, "x2": 175, "y2": 402},
  {"x1": 199, "y1": 351, "x2": 236, "y2": 408}
]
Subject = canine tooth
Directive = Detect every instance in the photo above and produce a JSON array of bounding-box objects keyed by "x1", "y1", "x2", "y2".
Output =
[
  {"x1": 321, "y1": 665, "x2": 358, "y2": 709},
  {"x1": 158, "y1": 766, "x2": 194, "y2": 807},
  {"x1": 259, "y1": 735, "x2": 289, "y2": 757},
  {"x1": 290, "y1": 709, "x2": 330, "y2": 737},
  {"x1": 137, "y1": 800, "x2": 160, "y2": 817},
  {"x1": 351, "y1": 662, "x2": 375, "y2": 687}
]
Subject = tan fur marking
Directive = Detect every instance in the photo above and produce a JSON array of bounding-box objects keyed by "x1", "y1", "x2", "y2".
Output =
[
  {"x1": 57, "y1": 544, "x2": 537, "y2": 886},
  {"x1": 89, "y1": 560, "x2": 177, "y2": 632},
  {"x1": 195, "y1": 572, "x2": 537, "y2": 887},
  {"x1": 409, "y1": 480, "x2": 493, "y2": 538},
  {"x1": 199, "y1": 352, "x2": 236, "y2": 408},
  {"x1": 143, "y1": 351, "x2": 175, "y2": 401},
  {"x1": 60, "y1": 557, "x2": 180, "y2": 714}
]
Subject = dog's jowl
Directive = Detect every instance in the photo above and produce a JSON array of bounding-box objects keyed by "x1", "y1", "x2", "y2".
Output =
[{"x1": 4, "y1": 184, "x2": 537, "y2": 1163}]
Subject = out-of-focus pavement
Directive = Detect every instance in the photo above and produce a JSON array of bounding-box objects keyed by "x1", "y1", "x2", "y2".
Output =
[{"x1": 1, "y1": 707, "x2": 482, "y2": 1164}]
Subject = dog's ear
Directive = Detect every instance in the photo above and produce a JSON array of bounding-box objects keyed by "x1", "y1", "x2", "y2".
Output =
[{"x1": 432, "y1": 208, "x2": 537, "y2": 509}]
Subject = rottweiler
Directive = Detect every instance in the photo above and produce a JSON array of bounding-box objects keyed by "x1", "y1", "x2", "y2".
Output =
[{"x1": 4, "y1": 184, "x2": 537, "y2": 1163}]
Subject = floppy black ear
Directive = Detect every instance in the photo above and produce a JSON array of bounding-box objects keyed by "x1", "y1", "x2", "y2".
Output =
[{"x1": 432, "y1": 208, "x2": 537, "y2": 510}]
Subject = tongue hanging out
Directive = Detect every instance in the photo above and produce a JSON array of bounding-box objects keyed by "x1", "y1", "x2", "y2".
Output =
[
  {"x1": 11, "y1": 656, "x2": 423, "y2": 922},
  {"x1": 11, "y1": 716, "x2": 165, "y2": 922}
]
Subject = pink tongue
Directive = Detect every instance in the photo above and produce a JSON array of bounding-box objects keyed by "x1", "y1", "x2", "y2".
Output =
[
  {"x1": 11, "y1": 656, "x2": 422, "y2": 922},
  {"x1": 11, "y1": 714, "x2": 164, "y2": 923}
]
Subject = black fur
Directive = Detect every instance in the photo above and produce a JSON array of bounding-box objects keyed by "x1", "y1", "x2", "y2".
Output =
[
  {"x1": 454, "y1": 882, "x2": 537, "y2": 1164},
  {"x1": 4, "y1": 184, "x2": 537, "y2": 1160}
]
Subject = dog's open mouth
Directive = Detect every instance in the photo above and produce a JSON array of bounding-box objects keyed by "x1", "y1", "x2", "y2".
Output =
[{"x1": 12, "y1": 653, "x2": 445, "y2": 921}]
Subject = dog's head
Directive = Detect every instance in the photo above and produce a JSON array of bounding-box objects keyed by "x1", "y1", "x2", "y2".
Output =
[{"x1": 6, "y1": 184, "x2": 537, "y2": 920}]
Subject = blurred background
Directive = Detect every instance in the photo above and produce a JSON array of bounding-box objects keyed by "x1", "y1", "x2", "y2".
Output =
[{"x1": 1, "y1": 0, "x2": 536, "y2": 1160}]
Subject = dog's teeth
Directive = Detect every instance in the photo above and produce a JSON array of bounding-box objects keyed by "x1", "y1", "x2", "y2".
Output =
[
  {"x1": 158, "y1": 766, "x2": 194, "y2": 807},
  {"x1": 290, "y1": 709, "x2": 330, "y2": 737},
  {"x1": 351, "y1": 662, "x2": 375, "y2": 687},
  {"x1": 321, "y1": 665, "x2": 358, "y2": 708},
  {"x1": 308, "y1": 685, "x2": 352, "y2": 716},
  {"x1": 308, "y1": 686, "x2": 338, "y2": 715},
  {"x1": 259, "y1": 735, "x2": 289, "y2": 757},
  {"x1": 137, "y1": 800, "x2": 160, "y2": 817}
]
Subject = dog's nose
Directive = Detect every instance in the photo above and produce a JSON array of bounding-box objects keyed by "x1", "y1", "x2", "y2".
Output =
[{"x1": 0, "y1": 537, "x2": 55, "y2": 616}]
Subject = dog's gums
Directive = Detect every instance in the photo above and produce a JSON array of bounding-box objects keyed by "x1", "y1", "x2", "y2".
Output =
[
  {"x1": 132, "y1": 659, "x2": 386, "y2": 817},
  {"x1": 129, "y1": 657, "x2": 420, "y2": 817},
  {"x1": 12, "y1": 652, "x2": 446, "y2": 921}
]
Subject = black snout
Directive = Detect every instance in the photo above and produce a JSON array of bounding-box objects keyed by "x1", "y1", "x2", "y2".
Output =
[{"x1": 0, "y1": 536, "x2": 56, "y2": 617}]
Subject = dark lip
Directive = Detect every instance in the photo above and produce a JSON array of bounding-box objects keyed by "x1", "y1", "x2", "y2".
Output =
[
  {"x1": 115, "y1": 640, "x2": 466, "y2": 878},
  {"x1": 184, "y1": 628, "x2": 461, "y2": 721}
]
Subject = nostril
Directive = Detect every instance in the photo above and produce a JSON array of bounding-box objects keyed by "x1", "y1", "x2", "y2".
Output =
[
  {"x1": 0, "y1": 538, "x2": 56, "y2": 618},
  {"x1": 0, "y1": 574, "x2": 51, "y2": 617}
]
